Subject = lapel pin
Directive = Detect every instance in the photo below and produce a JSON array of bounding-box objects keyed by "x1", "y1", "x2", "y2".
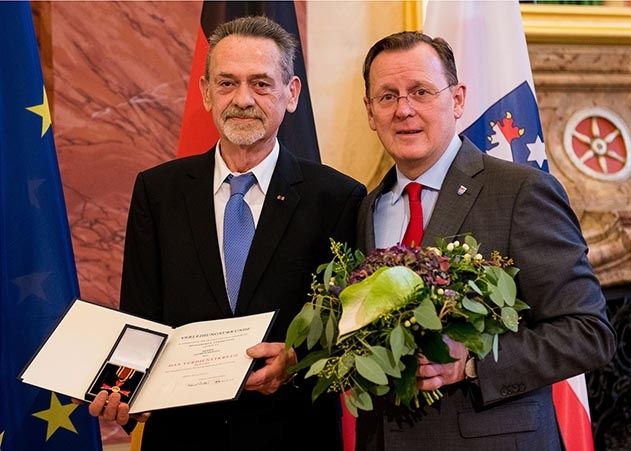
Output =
[
  {"x1": 276, "y1": 195, "x2": 286, "y2": 202},
  {"x1": 457, "y1": 185, "x2": 467, "y2": 196}
]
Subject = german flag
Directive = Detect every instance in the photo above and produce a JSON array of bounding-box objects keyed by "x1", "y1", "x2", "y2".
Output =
[{"x1": 177, "y1": 1, "x2": 320, "y2": 162}]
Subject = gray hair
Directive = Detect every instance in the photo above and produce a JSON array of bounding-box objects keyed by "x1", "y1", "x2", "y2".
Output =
[{"x1": 205, "y1": 16, "x2": 297, "y2": 84}]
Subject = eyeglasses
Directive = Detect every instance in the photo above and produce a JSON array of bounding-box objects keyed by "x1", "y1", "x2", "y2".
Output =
[{"x1": 369, "y1": 84, "x2": 454, "y2": 111}]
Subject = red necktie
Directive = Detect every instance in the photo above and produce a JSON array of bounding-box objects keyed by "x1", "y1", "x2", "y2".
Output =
[{"x1": 402, "y1": 182, "x2": 424, "y2": 247}]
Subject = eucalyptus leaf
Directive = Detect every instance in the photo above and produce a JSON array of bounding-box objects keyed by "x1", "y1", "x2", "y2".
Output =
[
  {"x1": 370, "y1": 385, "x2": 390, "y2": 396},
  {"x1": 312, "y1": 375, "x2": 334, "y2": 402},
  {"x1": 323, "y1": 261, "x2": 334, "y2": 292},
  {"x1": 368, "y1": 346, "x2": 401, "y2": 377},
  {"x1": 289, "y1": 349, "x2": 330, "y2": 373},
  {"x1": 305, "y1": 358, "x2": 328, "y2": 379},
  {"x1": 350, "y1": 387, "x2": 374, "y2": 411},
  {"x1": 513, "y1": 298, "x2": 530, "y2": 312},
  {"x1": 504, "y1": 266, "x2": 520, "y2": 278},
  {"x1": 501, "y1": 307, "x2": 519, "y2": 332},
  {"x1": 492, "y1": 333, "x2": 499, "y2": 361},
  {"x1": 484, "y1": 318, "x2": 506, "y2": 335},
  {"x1": 464, "y1": 235, "x2": 479, "y2": 253},
  {"x1": 496, "y1": 270, "x2": 517, "y2": 306},
  {"x1": 390, "y1": 325, "x2": 405, "y2": 361},
  {"x1": 489, "y1": 285, "x2": 505, "y2": 307},
  {"x1": 468, "y1": 280, "x2": 483, "y2": 296},
  {"x1": 307, "y1": 313, "x2": 323, "y2": 349},
  {"x1": 413, "y1": 298, "x2": 442, "y2": 330},
  {"x1": 343, "y1": 392, "x2": 358, "y2": 418},
  {"x1": 285, "y1": 305, "x2": 312, "y2": 349},
  {"x1": 462, "y1": 296, "x2": 488, "y2": 315},
  {"x1": 324, "y1": 315, "x2": 336, "y2": 351},
  {"x1": 355, "y1": 354, "x2": 389, "y2": 385},
  {"x1": 337, "y1": 353, "x2": 356, "y2": 378},
  {"x1": 338, "y1": 266, "x2": 423, "y2": 337}
]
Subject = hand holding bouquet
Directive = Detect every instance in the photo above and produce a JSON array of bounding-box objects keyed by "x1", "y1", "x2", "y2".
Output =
[{"x1": 285, "y1": 236, "x2": 529, "y2": 416}]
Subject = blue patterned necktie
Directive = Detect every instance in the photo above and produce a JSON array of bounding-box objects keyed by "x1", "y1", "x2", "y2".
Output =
[{"x1": 223, "y1": 173, "x2": 257, "y2": 313}]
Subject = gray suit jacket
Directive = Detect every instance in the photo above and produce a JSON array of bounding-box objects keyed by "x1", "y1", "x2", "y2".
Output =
[{"x1": 356, "y1": 138, "x2": 616, "y2": 451}]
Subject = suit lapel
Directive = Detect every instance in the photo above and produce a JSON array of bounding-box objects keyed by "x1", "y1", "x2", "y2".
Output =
[
  {"x1": 184, "y1": 150, "x2": 233, "y2": 317},
  {"x1": 236, "y1": 148, "x2": 302, "y2": 314},
  {"x1": 359, "y1": 167, "x2": 397, "y2": 253},
  {"x1": 423, "y1": 139, "x2": 485, "y2": 246}
]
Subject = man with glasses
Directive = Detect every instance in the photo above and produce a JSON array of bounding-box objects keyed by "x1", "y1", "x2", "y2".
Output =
[{"x1": 356, "y1": 31, "x2": 615, "y2": 450}]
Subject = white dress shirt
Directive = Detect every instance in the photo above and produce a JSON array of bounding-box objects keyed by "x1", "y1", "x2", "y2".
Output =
[
  {"x1": 213, "y1": 139, "x2": 280, "y2": 277},
  {"x1": 373, "y1": 135, "x2": 462, "y2": 248}
]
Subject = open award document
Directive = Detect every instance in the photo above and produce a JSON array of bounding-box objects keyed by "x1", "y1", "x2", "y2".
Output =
[{"x1": 20, "y1": 299, "x2": 276, "y2": 414}]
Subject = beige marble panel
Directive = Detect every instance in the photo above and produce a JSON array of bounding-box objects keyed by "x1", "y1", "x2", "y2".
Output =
[
  {"x1": 52, "y1": 1, "x2": 200, "y2": 309},
  {"x1": 530, "y1": 43, "x2": 631, "y2": 286}
]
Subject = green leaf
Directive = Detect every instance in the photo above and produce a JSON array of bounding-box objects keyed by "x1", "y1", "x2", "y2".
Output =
[
  {"x1": 390, "y1": 325, "x2": 405, "y2": 361},
  {"x1": 492, "y1": 333, "x2": 499, "y2": 361},
  {"x1": 484, "y1": 317, "x2": 506, "y2": 334},
  {"x1": 501, "y1": 307, "x2": 519, "y2": 332},
  {"x1": 489, "y1": 284, "x2": 505, "y2": 307},
  {"x1": 312, "y1": 376, "x2": 334, "y2": 402},
  {"x1": 307, "y1": 313, "x2": 323, "y2": 349},
  {"x1": 418, "y1": 332, "x2": 454, "y2": 363},
  {"x1": 316, "y1": 262, "x2": 329, "y2": 274},
  {"x1": 462, "y1": 296, "x2": 488, "y2": 315},
  {"x1": 468, "y1": 280, "x2": 483, "y2": 296},
  {"x1": 444, "y1": 322, "x2": 490, "y2": 357},
  {"x1": 343, "y1": 392, "x2": 358, "y2": 417},
  {"x1": 337, "y1": 353, "x2": 355, "y2": 378},
  {"x1": 497, "y1": 269, "x2": 517, "y2": 307},
  {"x1": 393, "y1": 355, "x2": 419, "y2": 407},
  {"x1": 338, "y1": 266, "x2": 423, "y2": 337},
  {"x1": 305, "y1": 358, "x2": 328, "y2": 379},
  {"x1": 368, "y1": 346, "x2": 401, "y2": 377},
  {"x1": 350, "y1": 387, "x2": 374, "y2": 411},
  {"x1": 468, "y1": 312, "x2": 485, "y2": 332},
  {"x1": 355, "y1": 354, "x2": 389, "y2": 385},
  {"x1": 285, "y1": 305, "x2": 312, "y2": 349},
  {"x1": 504, "y1": 266, "x2": 520, "y2": 278},
  {"x1": 464, "y1": 235, "x2": 479, "y2": 253},
  {"x1": 324, "y1": 315, "x2": 336, "y2": 351},
  {"x1": 323, "y1": 261, "x2": 334, "y2": 292},
  {"x1": 413, "y1": 298, "x2": 442, "y2": 330},
  {"x1": 289, "y1": 349, "x2": 330, "y2": 373},
  {"x1": 513, "y1": 298, "x2": 530, "y2": 312},
  {"x1": 370, "y1": 385, "x2": 390, "y2": 396}
]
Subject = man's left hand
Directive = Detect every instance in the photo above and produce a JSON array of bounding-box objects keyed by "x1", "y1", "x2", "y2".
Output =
[
  {"x1": 244, "y1": 342, "x2": 297, "y2": 394},
  {"x1": 417, "y1": 336, "x2": 468, "y2": 391}
]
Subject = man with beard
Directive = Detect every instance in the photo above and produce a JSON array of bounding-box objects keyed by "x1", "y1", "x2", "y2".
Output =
[{"x1": 88, "y1": 16, "x2": 365, "y2": 450}]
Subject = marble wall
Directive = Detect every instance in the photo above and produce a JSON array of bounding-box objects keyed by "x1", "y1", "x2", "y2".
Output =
[{"x1": 52, "y1": 1, "x2": 201, "y2": 308}]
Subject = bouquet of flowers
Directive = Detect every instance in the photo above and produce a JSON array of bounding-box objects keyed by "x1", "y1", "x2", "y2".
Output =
[{"x1": 284, "y1": 236, "x2": 529, "y2": 416}]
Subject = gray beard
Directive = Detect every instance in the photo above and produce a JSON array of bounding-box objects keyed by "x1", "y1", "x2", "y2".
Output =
[{"x1": 222, "y1": 121, "x2": 266, "y2": 146}]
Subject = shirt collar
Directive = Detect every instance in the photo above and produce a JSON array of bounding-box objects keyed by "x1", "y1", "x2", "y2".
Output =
[
  {"x1": 389, "y1": 134, "x2": 462, "y2": 205},
  {"x1": 213, "y1": 139, "x2": 280, "y2": 195}
]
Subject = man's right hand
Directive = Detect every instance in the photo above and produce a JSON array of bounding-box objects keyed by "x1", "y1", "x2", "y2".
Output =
[{"x1": 87, "y1": 390, "x2": 150, "y2": 426}]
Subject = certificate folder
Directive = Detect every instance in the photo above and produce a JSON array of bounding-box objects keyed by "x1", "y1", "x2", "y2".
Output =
[{"x1": 20, "y1": 299, "x2": 277, "y2": 414}]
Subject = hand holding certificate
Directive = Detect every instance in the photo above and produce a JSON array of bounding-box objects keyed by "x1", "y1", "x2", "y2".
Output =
[{"x1": 20, "y1": 299, "x2": 277, "y2": 414}]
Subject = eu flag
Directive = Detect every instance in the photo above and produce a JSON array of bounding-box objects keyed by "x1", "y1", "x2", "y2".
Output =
[{"x1": 0, "y1": 3, "x2": 102, "y2": 450}]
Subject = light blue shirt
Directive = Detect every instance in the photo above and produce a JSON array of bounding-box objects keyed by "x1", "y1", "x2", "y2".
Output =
[{"x1": 374, "y1": 135, "x2": 462, "y2": 249}]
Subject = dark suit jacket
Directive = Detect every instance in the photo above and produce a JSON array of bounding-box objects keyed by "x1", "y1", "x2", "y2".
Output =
[
  {"x1": 356, "y1": 138, "x2": 616, "y2": 451},
  {"x1": 120, "y1": 147, "x2": 366, "y2": 451}
]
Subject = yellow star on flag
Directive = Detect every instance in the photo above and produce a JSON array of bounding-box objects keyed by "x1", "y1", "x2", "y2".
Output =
[
  {"x1": 32, "y1": 392, "x2": 78, "y2": 441},
  {"x1": 26, "y1": 86, "x2": 52, "y2": 137},
  {"x1": 0, "y1": 430, "x2": 4, "y2": 447}
]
